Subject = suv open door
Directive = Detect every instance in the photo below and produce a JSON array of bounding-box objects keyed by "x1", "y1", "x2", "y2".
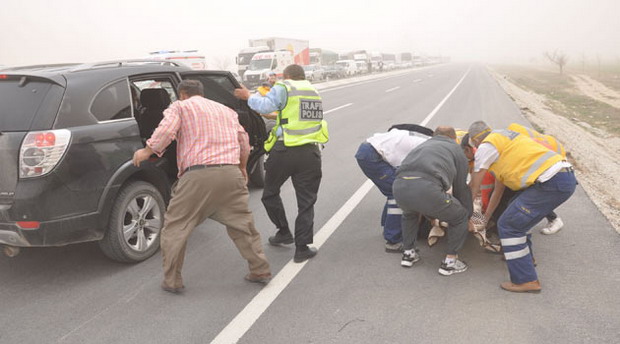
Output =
[{"x1": 179, "y1": 71, "x2": 267, "y2": 187}]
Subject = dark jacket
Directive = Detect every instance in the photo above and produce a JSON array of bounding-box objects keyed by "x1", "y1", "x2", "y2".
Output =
[{"x1": 397, "y1": 135, "x2": 473, "y2": 216}]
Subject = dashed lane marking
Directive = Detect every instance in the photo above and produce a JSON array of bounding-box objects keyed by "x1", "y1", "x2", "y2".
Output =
[
  {"x1": 324, "y1": 103, "x2": 353, "y2": 114},
  {"x1": 419, "y1": 67, "x2": 471, "y2": 126},
  {"x1": 385, "y1": 86, "x2": 401, "y2": 93}
]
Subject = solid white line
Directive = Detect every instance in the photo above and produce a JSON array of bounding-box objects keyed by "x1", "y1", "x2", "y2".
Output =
[
  {"x1": 412, "y1": 79, "x2": 422, "y2": 83},
  {"x1": 419, "y1": 67, "x2": 471, "y2": 126},
  {"x1": 385, "y1": 86, "x2": 400, "y2": 93},
  {"x1": 211, "y1": 65, "x2": 470, "y2": 344},
  {"x1": 324, "y1": 103, "x2": 353, "y2": 114},
  {"x1": 210, "y1": 180, "x2": 375, "y2": 344}
]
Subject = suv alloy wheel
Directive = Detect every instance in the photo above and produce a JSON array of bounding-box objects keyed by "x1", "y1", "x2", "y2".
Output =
[{"x1": 99, "y1": 181, "x2": 165, "y2": 263}]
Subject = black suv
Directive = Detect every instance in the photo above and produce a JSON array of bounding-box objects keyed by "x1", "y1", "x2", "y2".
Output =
[{"x1": 0, "y1": 60, "x2": 267, "y2": 262}]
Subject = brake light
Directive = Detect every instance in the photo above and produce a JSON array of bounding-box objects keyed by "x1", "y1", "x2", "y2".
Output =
[
  {"x1": 0, "y1": 75, "x2": 7, "y2": 79},
  {"x1": 20, "y1": 129, "x2": 71, "y2": 178},
  {"x1": 16, "y1": 221, "x2": 40, "y2": 229}
]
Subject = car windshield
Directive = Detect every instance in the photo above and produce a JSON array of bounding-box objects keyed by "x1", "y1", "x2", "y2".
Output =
[
  {"x1": 0, "y1": 77, "x2": 62, "y2": 131},
  {"x1": 248, "y1": 59, "x2": 272, "y2": 71}
]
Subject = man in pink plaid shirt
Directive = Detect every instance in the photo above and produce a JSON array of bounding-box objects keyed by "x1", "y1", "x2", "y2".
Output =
[{"x1": 133, "y1": 80, "x2": 271, "y2": 294}]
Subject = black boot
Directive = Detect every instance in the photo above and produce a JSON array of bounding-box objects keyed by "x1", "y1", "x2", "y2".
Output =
[
  {"x1": 294, "y1": 245, "x2": 317, "y2": 263},
  {"x1": 268, "y1": 228, "x2": 294, "y2": 246}
]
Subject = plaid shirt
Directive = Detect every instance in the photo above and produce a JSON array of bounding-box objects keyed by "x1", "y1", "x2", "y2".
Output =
[{"x1": 146, "y1": 95, "x2": 249, "y2": 176}]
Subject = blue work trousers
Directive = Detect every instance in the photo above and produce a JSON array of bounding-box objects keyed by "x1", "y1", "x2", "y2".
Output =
[
  {"x1": 499, "y1": 170, "x2": 577, "y2": 284},
  {"x1": 355, "y1": 142, "x2": 402, "y2": 243}
]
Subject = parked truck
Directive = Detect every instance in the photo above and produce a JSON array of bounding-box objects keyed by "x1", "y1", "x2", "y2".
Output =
[
  {"x1": 248, "y1": 37, "x2": 309, "y2": 65},
  {"x1": 400, "y1": 52, "x2": 413, "y2": 68},
  {"x1": 309, "y1": 48, "x2": 339, "y2": 66},
  {"x1": 243, "y1": 50, "x2": 294, "y2": 89},
  {"x1": 236, "y1": 46, "x2": 270, "y2": 78},
  {"x1": 370, "y1": 51, "x2": 383, "y2": 72},
  {"x1": 382, "y1": 53, "x2": 396, "y2": 71},
  {"x1": 346, "y1": 50, "x2": 372, "y2": 73},
  {"x1": 239, "y1": 37, "x2": 310, "y2": 88}
]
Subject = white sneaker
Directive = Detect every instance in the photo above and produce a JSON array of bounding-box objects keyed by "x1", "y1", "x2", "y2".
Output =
[
  {"x1": 438, "y1": 259, "x2": 468, "y2": 276},
  {"x1": 540, "y1": 217, "x2": 564, "y2": 235},
  {"x1": 401, "y1": 249, "x2": 421, "y2": 267}
]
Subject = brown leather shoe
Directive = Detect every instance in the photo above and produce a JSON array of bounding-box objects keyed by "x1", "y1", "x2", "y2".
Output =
[
  {"x1": 161, "y1": 283, "x2": 184, "y2": 294},
  {"x1": 500, "y1": 280, "x2": 542, "y2": 293},
  {"x1": 245, "y1": 273, "x2": 272, "y2": 284}
]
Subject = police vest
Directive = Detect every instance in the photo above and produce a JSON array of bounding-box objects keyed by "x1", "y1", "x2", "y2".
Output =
[
  {"x1": 483, "y1": 130, "x2": 563, "y2": 191},
  {"x1": 507, "y1": 123, "x2": 566, "y2": 158},
  {"x1": 264, "y1": 80, "x2": 329, "y2": 152}
]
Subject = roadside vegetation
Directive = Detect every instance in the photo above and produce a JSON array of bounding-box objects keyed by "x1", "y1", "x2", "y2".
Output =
[{"x1": 493, "y1": 65, "x2": 620, "y2": 136}]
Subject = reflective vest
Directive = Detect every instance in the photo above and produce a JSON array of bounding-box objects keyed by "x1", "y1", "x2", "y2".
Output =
[
  {"x1": 264, "y1": 80, "x2": 329, "y2": 152},
  {"x1": 507, "y1": 123, "x2": 566, "y2": 158},
  {"x1": 483, "y1": 130, "x2": 563, "y2": 191}
]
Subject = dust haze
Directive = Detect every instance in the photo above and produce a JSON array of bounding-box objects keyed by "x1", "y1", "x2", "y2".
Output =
[{"x1": 1, "y1": 0, "x2": 618, "y2": 68}]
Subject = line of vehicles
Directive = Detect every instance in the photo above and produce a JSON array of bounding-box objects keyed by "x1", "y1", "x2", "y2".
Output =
[
  {"x1": 109, "y1": 39, "x2": 448, "y2": 90},
  {"x1": 236, "y1": 37, "x2": 449, "y2": 89}
]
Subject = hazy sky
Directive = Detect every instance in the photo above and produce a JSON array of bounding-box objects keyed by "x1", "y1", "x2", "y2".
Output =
[{"x1": 1, "y1": 0, "x2": 618, "y2": 68}]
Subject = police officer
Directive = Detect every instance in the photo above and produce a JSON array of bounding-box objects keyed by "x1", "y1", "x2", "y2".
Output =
[
  {"x1": 234, "y1": 64, "x2": 328, "y2": 263},
  {"x1": 468, "y1": 121, "x2": 577, "y2": 293}
]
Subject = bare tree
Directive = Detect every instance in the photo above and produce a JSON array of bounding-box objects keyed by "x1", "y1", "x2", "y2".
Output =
[{"x1": 544, "y1": 50, "x2": 569, "y2": 74}]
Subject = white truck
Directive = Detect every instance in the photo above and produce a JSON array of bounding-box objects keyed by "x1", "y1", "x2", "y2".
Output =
[
  {"x1": 243, "y1": 50, "x2": 294, "y2": 89},
  {"x1": 240, "y1": 37, "x2": 310, "y2": 88},
  {"x1": 146, "y1": 50, "x2": 207, "y2": 70},
  {"x1": 236, "y1": 46, "x2": 270, "y2": 79}
]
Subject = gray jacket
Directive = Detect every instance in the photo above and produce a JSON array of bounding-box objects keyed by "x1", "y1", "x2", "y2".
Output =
[{"x1": 396, "y1": 135, "x2": 473, "y2": 216}]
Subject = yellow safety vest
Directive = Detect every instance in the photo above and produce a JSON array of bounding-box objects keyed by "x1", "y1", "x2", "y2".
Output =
[
  {"x1": 455, "y1": 129, "x2": 468, "y2": 145},
  {"x1": 264, "y1": 80, "x2": 329, "y2": 152},
  {"x1": 507, "y1": 123, "x2": 566, "y2": 158},
  {"x1": 483, "y1": 130, "x2": 563, "y2": 191}
]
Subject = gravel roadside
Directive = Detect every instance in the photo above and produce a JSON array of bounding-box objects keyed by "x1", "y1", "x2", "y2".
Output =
[{"x1": 489, "y1": 67, "x2": 620, "y2": 234}]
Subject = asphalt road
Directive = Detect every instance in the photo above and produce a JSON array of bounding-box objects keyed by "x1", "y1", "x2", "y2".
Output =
[{"x1": 1, "y1": 64, "x2": 619, "y2": 344}]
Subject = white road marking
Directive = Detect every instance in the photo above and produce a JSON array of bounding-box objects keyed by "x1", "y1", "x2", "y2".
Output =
[
  {"x1": 419, "y1": 67, "x2": 471, "y2": 126},
  {"x1": 385, "y1": 86, "x2": 400, "y2": 93},
  {"x1": 324, "y1": 103, "x2": 353, "y2": 114},
  {"x1": 210, "y1": 180, "x2": 375, "y2": 344},
  {"x1": 211, "y1": 65, "x2": 471, "y2": 344},
  {"x1": 319, "y1": 70, "x2": 419, "y2": 93},
  {"x1": 413, "y1": 79, "x2": 423, "y2": 83}
]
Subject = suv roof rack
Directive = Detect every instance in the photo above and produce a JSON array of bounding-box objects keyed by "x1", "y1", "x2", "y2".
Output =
[
  {"x1": 1, "y1": 63, "x2": 81, "y2": 72},
  {"x1": 71, "y1": 59, "x2": 183, "y2": 72}
]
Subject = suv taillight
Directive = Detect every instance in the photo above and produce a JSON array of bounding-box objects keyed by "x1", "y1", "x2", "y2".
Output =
[{"x1": 19, "y1": 129, "x2": 71, "y2": 178}]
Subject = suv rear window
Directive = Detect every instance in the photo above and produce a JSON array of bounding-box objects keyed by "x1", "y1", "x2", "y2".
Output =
[
  {"x1": 0, "y1": 77, "x2": 61, "y2": 131},
  {"x1": 90, "y1": 79, "x2": 132, "y2": 122}
]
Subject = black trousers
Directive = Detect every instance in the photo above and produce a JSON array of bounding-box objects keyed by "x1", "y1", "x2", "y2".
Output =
[
  {"x1": 393, "y1": 177, "x2": 469, "y2": 255},
  {"x1": 262, "y1": 142, "x2": 322, "y2": 246}
]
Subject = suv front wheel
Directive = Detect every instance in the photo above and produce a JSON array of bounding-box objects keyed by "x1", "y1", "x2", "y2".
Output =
[{"x1": 99, "y1": 181, "x2": 165, "y2": 263}]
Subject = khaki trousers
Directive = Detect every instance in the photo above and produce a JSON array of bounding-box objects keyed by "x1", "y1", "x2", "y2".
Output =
[{"x1": 160, "y1": 165, "x2": 270, "y2": 288}]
